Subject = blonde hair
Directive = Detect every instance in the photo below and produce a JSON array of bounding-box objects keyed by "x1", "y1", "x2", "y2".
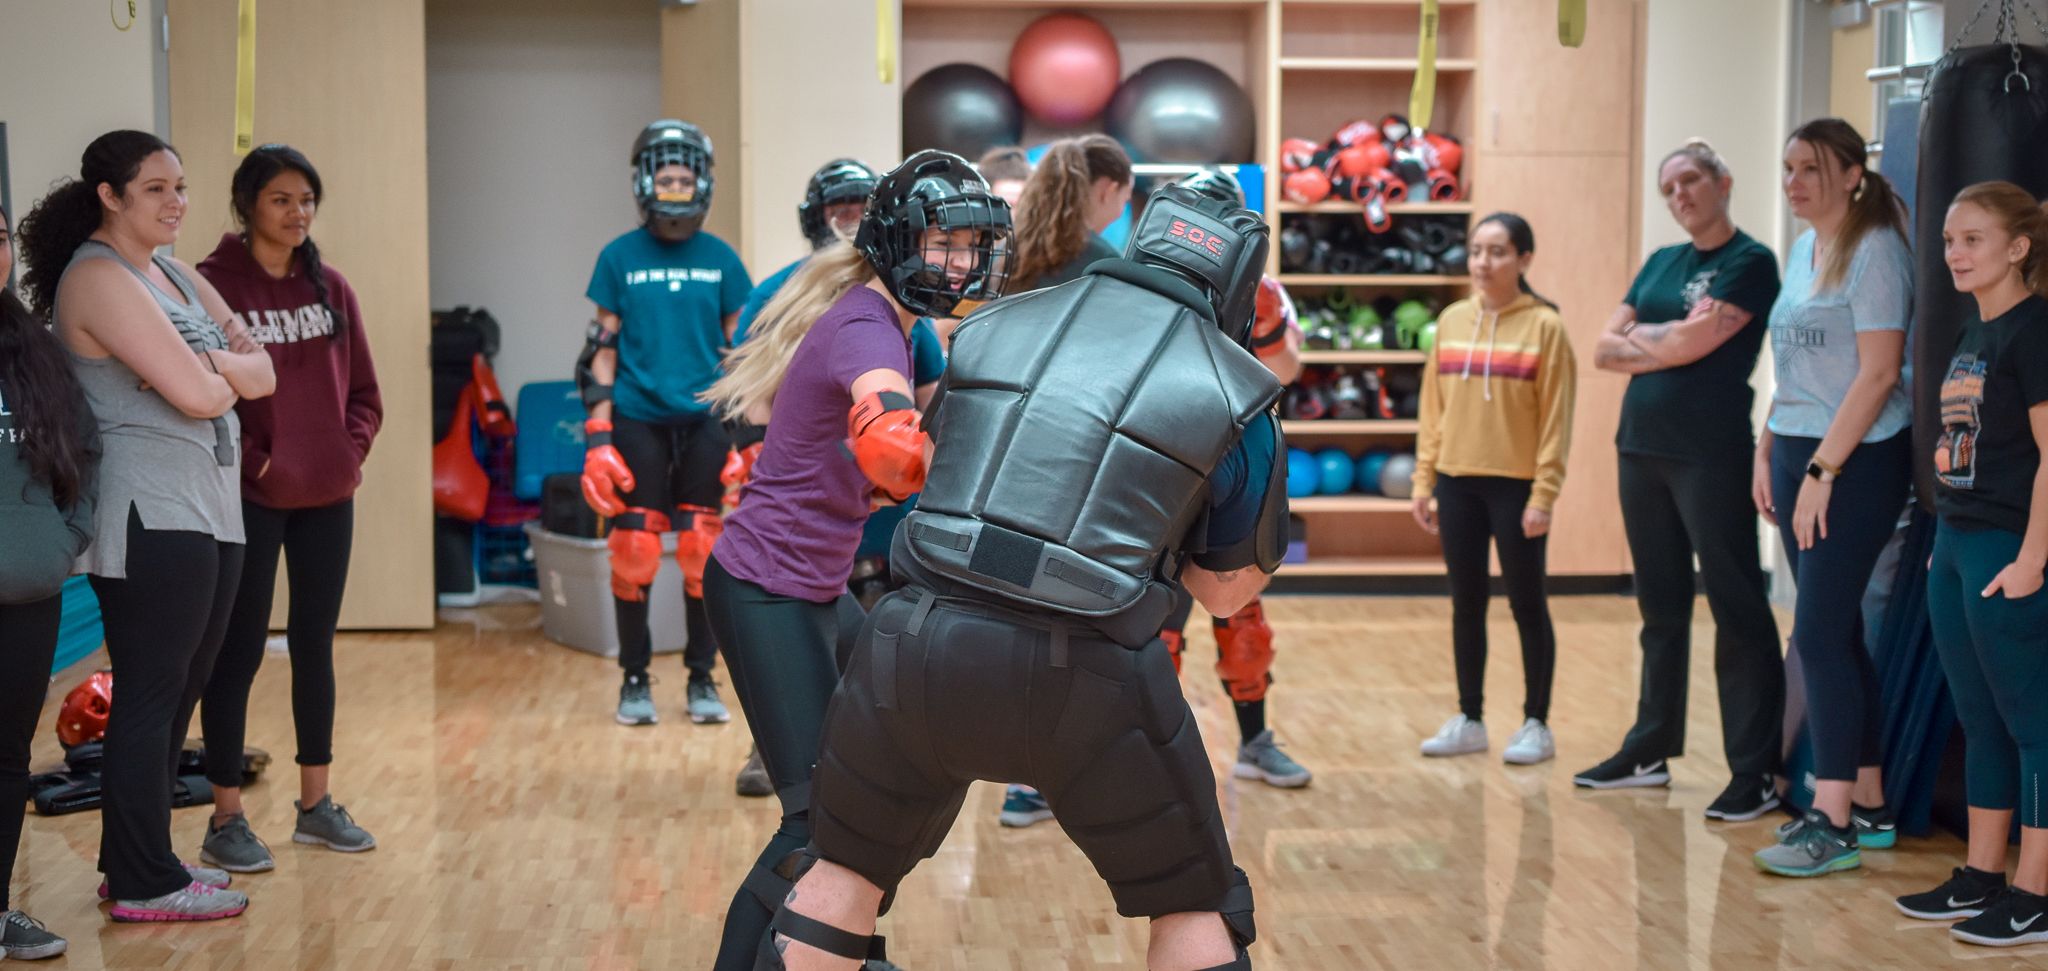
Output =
[
  {"x1": 1008, "y1": 134, "x2": 1130, "y2": 290},
  {"x1": 1660, "y1": 137, "x2": 1729, "y2": 182},
  {"x1": 1788, "y1": 118, "x2": 1908, "y2": 292},
  {"x1": 700, "y1": 242, "x2": 875, "y2": 418},
  {"x1": 1952, "y1": 181, "x2": 2048, "y2": 298}
]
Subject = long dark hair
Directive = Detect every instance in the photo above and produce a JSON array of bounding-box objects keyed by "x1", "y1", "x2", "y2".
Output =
[
  {"x1": 1, "y1": 205, "x2": 92, "y2": 509},
  {"x1": 1009, "y1": 134, "x2": 1130, "y2": 290},
  {"x1": 1788, "y1": 117, "x2": 1908, "y2": 291},
  {"x1": 1473, "y1": 211, "x2": 1556, "y2": 310},
  {"x1": 17, "y1": 130, "x2": 177, "y2": 319},
  {"x1": 231, "y1": 144, "x2": 339, "y2": 344}
]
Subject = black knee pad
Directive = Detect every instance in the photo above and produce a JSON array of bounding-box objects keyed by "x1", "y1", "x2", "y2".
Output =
[{"x1": 745, "y1": 847, "x2": 895, "y2": 970}]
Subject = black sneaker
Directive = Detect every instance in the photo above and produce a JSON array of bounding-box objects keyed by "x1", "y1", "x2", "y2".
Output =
[
  {"x1": 1, "y1": 909, "x2": 68, "y2": 960},
  {"x1": 1572, "y1": 751, "x2": 1670, "y2": 789},
  {"x1": 1852, "y1": 801, "x2": 1897, "y2": 849},
  {"x1": 1951, "y1": 886, "x2": 2048, "y2": 947},
  {"x1": 1704, "y1": 773, "x2": 1781, "y2": 821},
  {"x1": 1897, "y1": 867, "x2": 2007, "y2": 921}
]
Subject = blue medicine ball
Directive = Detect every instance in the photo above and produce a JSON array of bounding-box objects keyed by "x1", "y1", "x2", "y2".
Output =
[
  {"x1": 1286, "y1": 448, "x2": 1318, "y2": 498},
  {"x1": 1357, "y1": 449, "x2": 1392, "y2": 495},
  {"x1": 1315, "y1": 448, "x2": 1355, "y2": 495}
]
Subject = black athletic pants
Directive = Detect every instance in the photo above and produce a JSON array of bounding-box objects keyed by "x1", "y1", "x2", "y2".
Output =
[
  {"x1": 201, "y1": 498, "x2": 353, "y2": 788},
  {"x1": 0, "y1": 592, "x2": 62, "y2": 910},
  {"x1": 1435, "y1": 474, "x2": 1556, "y2": 723},
  {"x1": 1768, "y1": 432, "x2": 1909, "y2": 782},
  {"x1": 612, "y1": 413, "x2": 726, "y2": 681},
  {"x1": 1617, "y1": 453, "x2": 1785, "y2": 775},
  {"x1": 702, "y1": 553, "x2": 862, "y2": 971},
  {"x1": 91, "y1": 505, "x2": 244, "y2": 900},
  {"x1": 808, "y1": 588, "x2": 1241, "y2": 918}
]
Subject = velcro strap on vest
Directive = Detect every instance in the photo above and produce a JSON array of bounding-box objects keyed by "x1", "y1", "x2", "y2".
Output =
[
  {"x1": 769, "y1": 908, "x2": 877, "y2": 962},
  {"x1": 910, "y1": 522, "x2": 971, "y2": 552},
  {"x1": 1044, "y1": 557, "x2": 1116, "y2": 598}
]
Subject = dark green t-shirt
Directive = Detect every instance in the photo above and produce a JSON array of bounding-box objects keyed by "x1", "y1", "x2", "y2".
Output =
[
  {"x1": 1616, "y1": 230, "x2": 1780, "y2": 461},
  {"x1": 1934, "y1": 295, "x2": 2048, "y2": 535}
]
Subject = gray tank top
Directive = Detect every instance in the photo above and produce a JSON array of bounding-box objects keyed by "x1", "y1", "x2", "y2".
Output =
[{"x1": 66, "y1": 240, "x2": 244, "y2": 578}]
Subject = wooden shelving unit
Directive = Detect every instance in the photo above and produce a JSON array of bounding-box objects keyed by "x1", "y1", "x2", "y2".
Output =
[
  {"x1": 1277, "y1": 56, "x2": 1476, "y2": 72},
  {"x1": 1276, "y1": 200, "x2": 1473, "y2": 216}
]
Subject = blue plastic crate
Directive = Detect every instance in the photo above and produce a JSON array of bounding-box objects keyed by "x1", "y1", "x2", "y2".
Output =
[{"x1": 513, "y1": 381, "x2": 587, "y2": 502}]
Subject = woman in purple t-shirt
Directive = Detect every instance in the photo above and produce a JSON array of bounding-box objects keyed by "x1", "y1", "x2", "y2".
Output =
[{"x1": 694, "y1": 150, "x2": 1012, "y2": 970}]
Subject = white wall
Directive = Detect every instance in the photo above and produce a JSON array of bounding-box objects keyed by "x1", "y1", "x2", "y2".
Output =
[
  {"x1": 734, "y1": 0, "x2": 903, "y2": 272},
  {"x1": 0, "y1": 1, "x2": 160, "y2": 258},
  {"x1": 1638, "y1": 0, "x2": 1790, "y2": 260},
  {"x1": 425, "y1": 0, "x2": 661, "y2": 399}
]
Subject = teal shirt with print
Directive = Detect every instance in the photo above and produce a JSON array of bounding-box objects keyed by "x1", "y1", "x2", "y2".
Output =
[
  {"x1": 586, "y1": 227, "x2": 752, "y2": 421},
  {"x1": 1617, "y1": 230, "x2": 1780, "y2": 462}
]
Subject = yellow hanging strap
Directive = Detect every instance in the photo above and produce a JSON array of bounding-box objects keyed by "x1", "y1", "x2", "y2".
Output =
[
  {"x1": 876, "y1": 0, "x2": 895, "y2": 84},
  {"x1": 234, "y1": 0, "x2": 257, "y2": 155},
  {"x1": 1558, "y1": 0, "x2": 1587, "y2": 48},
  {"x1": 1409, "y1": 0, "x2": 1439, "y2": 131}
]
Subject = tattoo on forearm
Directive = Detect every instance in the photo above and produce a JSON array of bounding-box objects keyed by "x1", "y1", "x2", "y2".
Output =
[
  {"x1": 1714, "y1": 305, "x2": 1746, "y2": 336},
  {"x1": 1596, "y1": 340, "x2": 1653, "y2": 369}
]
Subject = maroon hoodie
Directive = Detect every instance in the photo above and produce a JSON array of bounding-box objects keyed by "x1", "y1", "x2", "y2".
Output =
[{"x1": 198, "y1": 233, "x2": 382, "y2": 509}]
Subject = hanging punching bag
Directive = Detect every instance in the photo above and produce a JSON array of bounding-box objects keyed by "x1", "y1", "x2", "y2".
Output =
[{"x1": 1912, "y1": 42, "x2": 2048, "y2": 510}]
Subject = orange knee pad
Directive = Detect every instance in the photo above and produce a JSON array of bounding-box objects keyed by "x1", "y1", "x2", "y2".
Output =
[
  {"x1": 1212, "y1": 600, "x2": 1275, "y2": 702},
  {"x1": 673, "y1": 504, "x2": 722, "y2": 599},
  {"x1": 607, "y1": 508, "x2": 671, "y2": 601}
]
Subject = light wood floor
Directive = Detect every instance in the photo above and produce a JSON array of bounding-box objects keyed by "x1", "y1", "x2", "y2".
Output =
[{"x1": 13, "y1": 595, "x2": 2043, "y2": 969}]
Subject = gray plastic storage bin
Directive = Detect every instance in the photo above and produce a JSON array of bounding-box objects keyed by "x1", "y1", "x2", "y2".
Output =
[{"x1": 525, "y1": 522, "x2": 689, "y2": 658}]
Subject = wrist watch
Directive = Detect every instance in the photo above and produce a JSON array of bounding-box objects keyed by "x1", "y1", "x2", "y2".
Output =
[{"x1": 1805, "y1": 455, "x2": 1841, "y2": 483}]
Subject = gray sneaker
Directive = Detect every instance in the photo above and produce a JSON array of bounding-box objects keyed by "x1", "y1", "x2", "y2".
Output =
[
  {"x1": 617, "y1": 675, "x2": 658, "y2": 726},
  {"x1": 2, "y1": 909, "x2": 68, "y2": 959},
  {"x1": 293, "y1": 796, "x2": 376, "y2": 853},
  {"x1": 1232, "y1": 729, "x2": 1312, "y2": 788},
  {"x1": 200, "y1": 814, "x2": 275, "y2": 873},
  {"x1": 736, "y1": 746, "x2": 773, "y2": 798},
  {"x1": 109, "y1": 882, "x2": 249, "y2": 922},
  {"x1": 1754, "y1": 809, "x2": 1860, "y2": 877},
  {"x1": 687, "y1": 678, "x2": 731, "y2": 724}
]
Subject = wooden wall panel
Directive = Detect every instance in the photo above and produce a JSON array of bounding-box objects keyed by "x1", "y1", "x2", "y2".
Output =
[{"x1": 168, "y1": 0, "x2": 434, "y2": 629}]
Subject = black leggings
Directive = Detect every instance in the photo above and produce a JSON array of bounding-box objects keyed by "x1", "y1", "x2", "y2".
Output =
[
  {"x1": 1769, "y1": 432, "x2": 1910, "y2": 782},
  {"x1": 702, "y1": 553, "x2": 861, "y2": 971},
  {"x1": 1435, "y1": 474, "x2": 1555, "y2": 723},
  {"x1": 91, "y1": 505, "x2": 244, "y2": 900},
  {"x1": 0, "y1": 592, "x2": 63, "y2": 910},
  {"x1": 201, "y1": 498, "x2": 354, "y2": 788},
  {"x1": 612, "y1": 413, "x2": 727, "y2": 680}
]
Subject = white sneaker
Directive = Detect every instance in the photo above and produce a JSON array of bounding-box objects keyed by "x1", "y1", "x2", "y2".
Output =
[
  {"x1": 1502, "y1": 719, "x2": 1555, "y2": 765},
  {"x1": 1419, "y1": 715, "x2": 1488, "y2": 757}
]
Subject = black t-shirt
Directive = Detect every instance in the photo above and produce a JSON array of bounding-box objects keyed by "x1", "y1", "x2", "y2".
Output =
[
  {"x1": 1037, "y1": 234, "x2": 1120, "y2": 289},
  {"x1": 1934, "y1": 295, "x2": 2048, "y2": 534},
  {"x1": 1615, "y1": 231, "x2": 1780, "y2": 461}
]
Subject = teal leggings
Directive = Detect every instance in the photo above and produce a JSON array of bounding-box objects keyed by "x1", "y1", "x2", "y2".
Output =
[{"x1": 1928, "y1": 520, "x2": 2048, "y2": 827}]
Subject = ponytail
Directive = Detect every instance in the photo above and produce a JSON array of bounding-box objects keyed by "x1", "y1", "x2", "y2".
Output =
[
  {"x1": 1008, "y1": 134, "x2": 1130, "y2": 290},
  {"x1": 1789, "y1": 118, "x2": 1907, "y2": 291}
]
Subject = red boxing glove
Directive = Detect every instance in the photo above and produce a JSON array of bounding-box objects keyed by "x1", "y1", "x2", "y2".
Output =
[
  {"x1": 846, "y1": 390, "x2": 927, "y2": 502},
  {"x1": 1251, "y1": 277, "x2": 1294, "y2": 356},
  {"x1": 582, "y1": 418, "x2": 635, "y2": 517},
  {"x1": 719, "y1": 441, "x2": 763, "y2": 514}
]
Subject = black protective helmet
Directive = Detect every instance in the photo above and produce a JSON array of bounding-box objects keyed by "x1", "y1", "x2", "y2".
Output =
[
  {"x1": 631, "y1": 119, "x2": 714, "y2": 237},
  {"x1": 854, "y1": 150, "x2": 1014, "y2": 318},
  {"x1": 1124, "y1": 183, "x2": 1269, "y2": 346},
  {"x1": 798, "y1": 158, "x2": 879, "y2": 250},
  {"x1": 1174, "y1": 166, "x2": 1247, "y2": 210}
]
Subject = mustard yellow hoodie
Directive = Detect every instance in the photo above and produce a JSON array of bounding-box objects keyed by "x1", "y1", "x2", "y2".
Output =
[{"x1": 1413, "y1": 293, "x2": 1576, "y2": 511}]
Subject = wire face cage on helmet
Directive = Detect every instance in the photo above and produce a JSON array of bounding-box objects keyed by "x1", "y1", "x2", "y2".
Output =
[
  {"x1": 800, "y1": 158, "x2": 880, "y2": 249},
  {"x1": 632, "y1": 120, "x2": 714, "y2": 228},
  {"x1": 857, "y1": 150, "x2": 1015, "y2": 319},
  {"x1": 1175, "y1": 166, "x2": 1247, "y2": 210}
]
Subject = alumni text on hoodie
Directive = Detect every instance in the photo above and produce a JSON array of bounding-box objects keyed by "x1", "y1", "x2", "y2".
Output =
[
  {"x1": 1412, "y1": 293, "x2": 1576, "y2": 512},
  {"x1": 198, "y1": 233, "x2": 382, "y2": 509}
]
